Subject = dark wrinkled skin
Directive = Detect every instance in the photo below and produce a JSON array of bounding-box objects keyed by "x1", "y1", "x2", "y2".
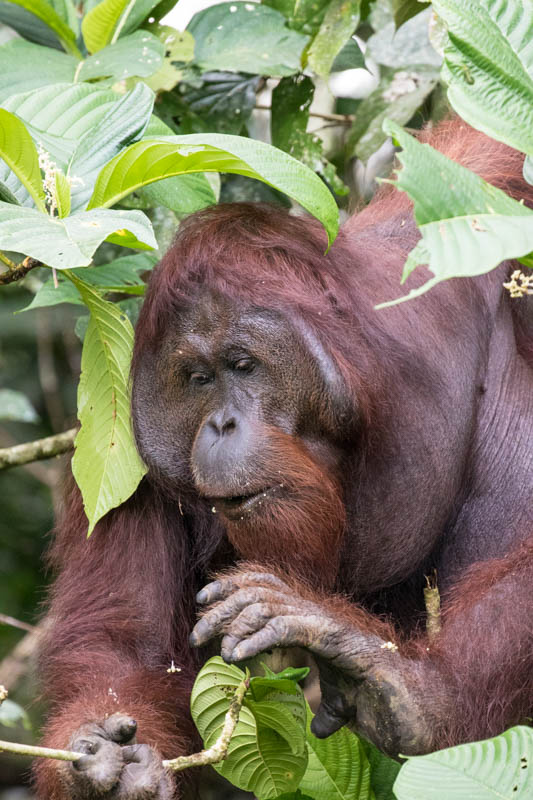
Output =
[{"x1": 67, "y1": 715, "x2": 173, "y2": 800}]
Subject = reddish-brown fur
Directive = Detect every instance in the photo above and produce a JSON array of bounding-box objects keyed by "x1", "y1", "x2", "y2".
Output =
[{"x1": 37, "y1": 120, "x2": 533, "y2": 797}]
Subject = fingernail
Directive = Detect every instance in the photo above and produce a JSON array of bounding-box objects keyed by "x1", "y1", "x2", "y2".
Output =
[
  {"x1": 189, "y1": 631, "x2": 199, "y2": 646},
  {"x1": 196, "y1": 589, "x2": 208, "y2": 604}
]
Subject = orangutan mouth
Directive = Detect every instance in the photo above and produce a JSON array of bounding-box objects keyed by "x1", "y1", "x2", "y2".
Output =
[{"x1": 212, "y1": 485, "x2": 283, "y2": 519}]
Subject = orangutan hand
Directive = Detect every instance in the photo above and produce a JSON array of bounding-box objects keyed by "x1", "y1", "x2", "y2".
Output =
[{"x1": 68, "y1": 713, "x2": 173, "y2": 799}]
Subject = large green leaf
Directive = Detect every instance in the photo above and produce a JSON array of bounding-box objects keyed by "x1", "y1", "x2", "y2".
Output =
[
  {"x1": 0, "y1": 203, "x2": 156, "y2": 268},
  {"x1": 69, "y1": 274, "x2": 147, "y2": 536},
  {"x1": 87, "y1": 134, "x2": 339, "y2": 246},
  {"x1": 191, "y1": 657, "x2": 308, "y2": 799},
  {"x1": 433, "y1": 0, "x2": 533, "y2": 155},
  {"x1": 20, "y1": 252, "x2": 156, "y2": 312},
  {"x1": 81, "y1": 0, "x2": 161, "y2": 53},
  {"x1": 307, "y1": 0, "x2": 361, "y2": 78},
  {"x1": 187, "y1": 2, "x2": 308, "y2": 77},
  {"x1": 3, "y1": 0, "x2": 80, "y2": 55},
  {"x1": 3, "y1": 83, "x2": 117, "y2": 141},
  {"x1": 376, "y1": 121, "x2": 533, "y2": 306},
  {"x1": 2, "y1": 83, "x2": 153, "y2": 211},
  {"x1": 0, "y1": 41, "x2": 77, "y2": 102},
  {"x1": 394, "y1": 726, "x2": 533, "y2": 800},
  {"x1": 68, "y1": 83, "x2": 155, "y2": 211},
  {"x1": 76, "y1": 30, "x2": 164, "y2": 83},
  {"x1": 0, "y1": 109, "x2": 46, "y2": 211},
  {"x1": 299, "y1": 708, "x2": 373, "y2": 800}
]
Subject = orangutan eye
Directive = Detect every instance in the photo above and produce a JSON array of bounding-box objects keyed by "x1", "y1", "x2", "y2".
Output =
[
  {"x1": 190, "y1": 371, "x2": 211, "y2": 385},
  {"x1": 233, "y1": 357, "x2": 255, "y2": 373}
]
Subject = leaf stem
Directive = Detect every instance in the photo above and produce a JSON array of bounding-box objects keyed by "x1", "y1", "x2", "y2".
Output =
[{"x1": 164, "y1": 675, "x2": 250, "y2": 772}]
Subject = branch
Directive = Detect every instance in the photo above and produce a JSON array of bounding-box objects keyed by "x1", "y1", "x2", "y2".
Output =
[
  {"x1": 255, "y1": 104, "x2": 355, "y2": 124},
  {"x1": 0, "y1": 257, "x2": 43, "y2": 286},
  {"x1": 164, "y1": 674, "x2": 250, "y2": 772},
  {"x1": 0, "y1": 740, "x2": 84, "y2": 762},
  {"x1": 0, "y1": 620, "x2": 47, "y2": 691},
  {"x1": 0, "y1": 675, "x2": 250, "y2": 773},
  {"x1": 0, "y1": 614, "x2": 35, "y2": 633},
  {"x1": 0, "y1": 428, "x2": 76, "y2": 470}
]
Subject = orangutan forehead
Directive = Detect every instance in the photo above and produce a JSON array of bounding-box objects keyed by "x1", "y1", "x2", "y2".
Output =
[{"x1": 172, "y1": 291, "x2": 291, "y2": 345}]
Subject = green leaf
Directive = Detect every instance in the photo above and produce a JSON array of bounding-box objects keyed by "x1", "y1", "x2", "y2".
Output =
[
  {"x1": 54, "y1": 169, "x2": 71, "y2": 218},
  {"x1": 143, "y1": 26, "x2": 194, "y2": 93},
  {"x1": 3, "y1": 0, "x2": 80, "y2": 55},
  {"x1": 140, "y1": 173, "x2": 217, "y2": 216},
  {"x1": 69, "y1": 274, "x2": 147, "y2": 535},
  {"x1": 307, "y1": 0, "x2": 361, "y2": 79},
  {"x1": 76, "y1": 30, "x2": 164, "y2": 82},
  {"x1": 68, "y1": 83, "x2": 155, "y2": 211},
  {"x1": 299, "y1": 707, "x2": 373, "y2": 800},
  {"x1": 394, "y1": 726, "x2": 533, "y2": 800},
  {"x1": 191, "y1": 656, "x2": 308, "y2": 799},
  {"x1": 433, "y1": 0, "x2": 533, "y2": 155},
  {"x1": 392, "y1": 0, "x2": 430, "y2": 29},
  {"x1": 0, "y1": 1, "x2": 67, "y2": 48},
  {"x1": 3, "y1": 83, "x2": 117, "y2": 143},
  {"x1": 0, "y1": 83, "x2": 117, "y2": 207},
  {"x1": 180, "y1": 72, "x2": 261, "y2": 134},
  {"x1": 0, "y1": 203, "x2": 156, "y2": 268},
  {"x1": 47, "y1": 0, "x2": 78, "y2": 28},
  {"x1": 0, "y1": 41, "x2": 76, "y2": 102},
  {"x1": 376, "y1": 121, "x2": 533, "y2": 306},
  {"x1": 0, "y1": 109, "x2": 46, "y2": 211},
  {"x1": 331, "y1": 37, "x2": 365, "y2": 71},
  {"x1": 345, "y1": 66, "x2": 439, "y2": 162},
  {"x1": 361, "y1": 738, "x2": 401, "y2": 800},
  {"x1": 88, "y1": 134, "x2": 339, "y2": 246},
  {"x1": 81, "y1": 0, "x2": 160, "y2": 53},
  {"x1": 367, "y1": 6, "x2": 442, "y2": 69},
  {"x1": 0, "y1": 389, "x2": 39, "y2": 422},
  {"x1": 187, "y1": 2, "x2": 308, "y2": 77},
  {"x1": 21, "y1": 252, "x2": 156, "y2": 312},
  {"x1": 0, "y1": 699, "x2": 31, "y2": 730},
  {"x1": 263, "y1": 0, "x2": 331, "y2": 36},
  {"x1": 1, "y1": 83, "x2": 154, "y2": 211}
]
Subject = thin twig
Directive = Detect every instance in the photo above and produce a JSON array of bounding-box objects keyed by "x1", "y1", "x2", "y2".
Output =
[
  {"x1": 255, "y1": 104, "x2": 355, "y2": 124},
  {"x1": 0, "y1": 252, "x2": 17, "y2": 270},
  {"x1": 0, "y1": 257, "x2": 42, "y2": 285},
  {"x1": 424, "y1": 571, "x2": 441, "y2": 641},
  {"x1": 0, "y1": 614, "x2": 35, "y2": 634},
  {"x1": 0, "y1": 428, "x2": 76, "y2": 470},
  {"x1": 0, "y1": 675, "x2": 251, "y2": 772},
  {"x1": 164, "y1": 675, "x2": 250, "y2": 772},
  {"x1": 0, "y1": 740, "x2": 84, "y2": 762}
]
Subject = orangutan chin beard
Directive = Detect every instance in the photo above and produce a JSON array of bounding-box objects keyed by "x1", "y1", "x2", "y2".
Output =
[{"x1": 212, "y1": 430, "x2": 345, "y2": 589}]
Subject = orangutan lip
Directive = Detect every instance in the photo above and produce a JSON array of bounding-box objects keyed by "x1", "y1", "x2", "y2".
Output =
[{"x1": 212, "y1": 486, "x2": 282, "y2": 518}]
